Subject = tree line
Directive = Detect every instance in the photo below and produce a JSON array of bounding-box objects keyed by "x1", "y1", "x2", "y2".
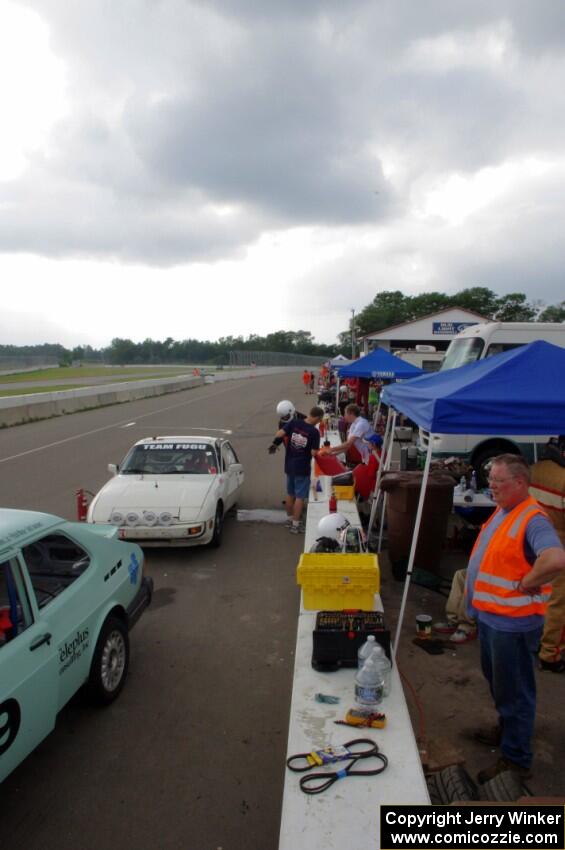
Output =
[
  {"x1": 2, "y1": 288, "x2": 562, "y2": 366},
  {"x1": 0, "y1": 331, "x2": 339, "y2": 366},
  {"x1": 340, "y1": 287, "x2": 565, "y2": 347}
]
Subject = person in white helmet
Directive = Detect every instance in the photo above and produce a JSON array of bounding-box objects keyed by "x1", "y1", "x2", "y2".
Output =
[
  {"x1": 276, "y1": 400, "x2": 306, "y2": 430},
  {"x1": 269, "y1": 406, "x2": 323, "y2": 533}
]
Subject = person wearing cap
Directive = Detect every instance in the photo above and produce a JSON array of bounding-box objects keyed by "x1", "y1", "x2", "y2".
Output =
[{"x1": 529, "y1": 436, "x2": 565, "y2": 673}]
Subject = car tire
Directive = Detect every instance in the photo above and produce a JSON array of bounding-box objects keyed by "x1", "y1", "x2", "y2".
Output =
[
  {"x1": 480, "y1": 770, "x2": 526, "y2": 802},
  {"x1": 88, "y1": 616, "x2": 129, "y2": 705},
  {"x1": 472, "y1": 443, "x2": 520, "y2": 488},
  {"x1": 427, "y1": 765, "x2": 478, "y2": 804},
  {"x1": 210, "y1": 503, "x2": 223, "y2": 548}
]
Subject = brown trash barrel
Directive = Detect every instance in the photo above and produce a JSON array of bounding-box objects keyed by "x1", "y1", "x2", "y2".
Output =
[{"x1": 380, "y1": 471, "x2": 454, "y2": 580}]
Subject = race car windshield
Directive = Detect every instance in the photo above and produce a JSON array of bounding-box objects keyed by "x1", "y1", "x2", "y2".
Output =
[{"x1": 120, "y1": 443, "x2": 218, "y2": 475}]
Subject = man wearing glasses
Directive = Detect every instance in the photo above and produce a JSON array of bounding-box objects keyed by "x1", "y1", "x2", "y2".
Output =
[{"x1": 465, "y1": 454, "x2": 565, "y2": 784}]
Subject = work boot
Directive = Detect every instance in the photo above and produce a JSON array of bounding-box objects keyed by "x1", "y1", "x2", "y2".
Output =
[
  {"x1": 477, "y1": 757, "x2": 532, "y2": 784},
  {"x1": 539, "y1": 658, "x2": 565, "y2": 673},
  {"x1": 471, "y1": 723, "x2": 502, "y2": 747},
  {"x1": 432, "y1": 620, "x2": 457, "y2": 635}
]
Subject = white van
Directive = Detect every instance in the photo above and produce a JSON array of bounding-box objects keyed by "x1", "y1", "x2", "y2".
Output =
[{"x1": 419, "y1": 322, "x2": 565, "y2": 482}]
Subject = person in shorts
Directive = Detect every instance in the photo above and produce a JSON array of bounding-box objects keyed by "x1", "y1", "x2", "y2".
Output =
[{"x1": 269, "y1": 406, "x2": 323, "y2": 533}]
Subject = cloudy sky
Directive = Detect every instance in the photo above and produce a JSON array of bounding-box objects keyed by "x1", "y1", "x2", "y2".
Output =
[{"x1": 2, "y1": 0, "x2": 565, "y2": 349}]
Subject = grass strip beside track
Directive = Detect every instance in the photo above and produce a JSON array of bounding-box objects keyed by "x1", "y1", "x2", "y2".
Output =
[{"x1": 0, "y1": 366, "x2": 198, "y2": 383}]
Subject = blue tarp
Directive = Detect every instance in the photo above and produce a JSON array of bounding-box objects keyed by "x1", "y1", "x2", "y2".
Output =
[
  {"x1": 381, "y1": 340, "x2": 565, "y2": 435},
  {"x1": 337, "y1": 347, "x2": 423, "y2": 380}
]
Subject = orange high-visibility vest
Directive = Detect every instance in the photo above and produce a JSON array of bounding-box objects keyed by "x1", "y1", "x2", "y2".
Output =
[{"x1": 472, "y1": 495, "x2": 552, "y2": 618}]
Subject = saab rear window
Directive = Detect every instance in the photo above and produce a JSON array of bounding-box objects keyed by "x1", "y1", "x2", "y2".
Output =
[
  {"x1": 120, "y1": 443, "x2": 218, "y2": 475},
  {"x1": 21, "y1": 534, "x2": 91, "y2": 609},
  {"x1": 1, "y1": 559, "x2": 34, "y2": 647}
]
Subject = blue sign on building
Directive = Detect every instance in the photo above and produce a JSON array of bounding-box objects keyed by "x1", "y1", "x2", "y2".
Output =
[{"x1": 432, "y1": 321, "x2": 478, "y2": 335}]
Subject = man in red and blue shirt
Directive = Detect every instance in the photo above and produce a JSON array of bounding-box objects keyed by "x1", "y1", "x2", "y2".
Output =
[{"x1": 269, "y1": 406, "x2": 323, "y2": 534}]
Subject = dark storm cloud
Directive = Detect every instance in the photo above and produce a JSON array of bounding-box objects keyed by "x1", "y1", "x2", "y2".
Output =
[{"x1": 5, "y1": 0, "x2": 565, "y2": 275}]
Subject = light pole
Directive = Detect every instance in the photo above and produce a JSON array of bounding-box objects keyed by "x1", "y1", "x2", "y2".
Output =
[{"x1": 351, "y1": 308, "x2": 356, "y2": 360}]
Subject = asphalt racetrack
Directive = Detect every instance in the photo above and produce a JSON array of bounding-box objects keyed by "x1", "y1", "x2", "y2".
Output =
[{"x1": 0, "y1": 371, "x2": 308, "y2": 850}]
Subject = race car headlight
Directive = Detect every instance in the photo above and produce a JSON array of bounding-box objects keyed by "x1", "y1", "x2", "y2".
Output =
[
  {"x1": 158, "y1": 511, "x2": 174, "y2": 526},
  {"x1": 110, "y1": 511, "x2": 124, "y2": 526},
  {"x1": 143, "y1": 510, "x2": 158, "y2": 527},
  {"x1": 125, "y1": 511, "x2": 140, "y2": 527}
]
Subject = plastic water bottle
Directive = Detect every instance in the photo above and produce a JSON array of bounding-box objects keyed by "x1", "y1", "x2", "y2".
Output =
[
  {"x1": 470, "y1": 471, "x2": 478, "y2": 492},
  {"x1": 369, "y1": 644, "x2": 392, "y2": 697},
  {"x1": 354, "y1": 657, "x2": 384, "y2": 710},
  {"x1": 459, "y1": 475, "x2": 466, "y2": 491},
  {"x1": 357, "y1": 635, "x2": 377, "y2": 668}
]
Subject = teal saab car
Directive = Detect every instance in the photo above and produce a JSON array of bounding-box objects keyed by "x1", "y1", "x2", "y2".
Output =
[{"x1": 0, "y1": 509, "x2": 153, "y2": 783}]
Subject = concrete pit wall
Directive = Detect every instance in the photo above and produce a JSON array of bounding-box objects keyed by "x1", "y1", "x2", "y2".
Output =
[{"x1": 0, "y1": 367, "x2": 300, "y2": 428}]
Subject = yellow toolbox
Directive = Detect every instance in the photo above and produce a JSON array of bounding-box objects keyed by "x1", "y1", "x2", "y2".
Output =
[
  {"x1": 296, "y1": 553, "x2": 380, "y2": 610},
  {"x1": 333, "y1": 485, "x2": 355, "y2": 500}
]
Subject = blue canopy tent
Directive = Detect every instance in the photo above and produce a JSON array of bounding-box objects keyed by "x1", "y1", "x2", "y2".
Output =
[
  {"x1": 338, "y1": 347, "x2": 424, "y2": 380},
  {"x1": 381, "y1": 340, "x2": 565, "y2": 435},
  {"x1": 380, "y1": 340, "x2": 565, "y2": 655}
]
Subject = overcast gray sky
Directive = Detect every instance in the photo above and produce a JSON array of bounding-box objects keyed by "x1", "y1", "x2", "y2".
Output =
[{"x1": 1, "y1": 0, "x2": 565, "y2": 348}]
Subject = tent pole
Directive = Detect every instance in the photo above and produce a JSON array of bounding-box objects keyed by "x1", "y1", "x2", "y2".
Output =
[
  {"x1": 372, "y1": 400, "x2": 381, "y2": 431},
  {"x1": 335, "y1": 370, "x2": 340, "y2": 417},
  {"x1": 533, "y1": 441, "x2": 538, "y2": 463},
  {"x1": 392, "y1": 436, "x2": 433, "y2": 659},
  {"x1": 367, "y1": 408, "x2": 394, "y2": 535},
  {"x1": 377, "y1": 410, "x2": 397, "y2": 551},
  {"x1": 377, "y1": 492, "x2": 388, "y2": 553}
]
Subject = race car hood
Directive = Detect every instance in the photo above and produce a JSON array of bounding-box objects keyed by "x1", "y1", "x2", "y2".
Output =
[{"x1": 90, "y1": 476, "x2": 216, "y2": 516}]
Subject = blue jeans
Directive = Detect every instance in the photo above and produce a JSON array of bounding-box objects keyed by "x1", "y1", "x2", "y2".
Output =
[{"x1": 478, "y1": 621, "x2": 542, "y2": 769}]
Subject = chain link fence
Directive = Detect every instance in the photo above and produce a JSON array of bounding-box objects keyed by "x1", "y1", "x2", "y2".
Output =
[
  {"x1": 0, "y1": 356, "x2": 59, "y2": 374},
  {"x1": 229, "y1": 350, "x2": 327, "y2": 367}
]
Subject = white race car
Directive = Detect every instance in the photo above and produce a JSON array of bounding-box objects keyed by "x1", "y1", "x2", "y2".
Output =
[{"x1": 87, "y1": 436, "x2": 244, "y2": 547}]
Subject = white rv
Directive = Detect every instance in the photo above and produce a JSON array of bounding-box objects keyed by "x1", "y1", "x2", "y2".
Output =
[
  {"x1": 395, "y1": 345, "x2": 445, "y2": 373},
  {"x1": 419, "y1": 322, "x2": 565, "y2": 482}
]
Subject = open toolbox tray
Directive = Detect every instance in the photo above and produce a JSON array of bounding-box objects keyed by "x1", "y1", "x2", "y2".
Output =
[{"x1": 311, "y1": 610, "x2": 392, "y2": 672}]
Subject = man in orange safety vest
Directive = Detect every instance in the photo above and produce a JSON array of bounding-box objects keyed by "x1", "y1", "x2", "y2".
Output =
[{"x1": 465, "y1": 454, "x2": 565, "y2": 784}]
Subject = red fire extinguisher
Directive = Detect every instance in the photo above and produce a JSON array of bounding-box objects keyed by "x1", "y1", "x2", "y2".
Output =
[{"x1": 76, "y1": 489, "x2": 89, "y2": 522}]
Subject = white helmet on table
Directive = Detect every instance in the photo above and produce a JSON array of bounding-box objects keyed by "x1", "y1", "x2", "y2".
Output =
[
  {"x1": 317, "y1": 512, "x2": 350, "y2": 541},
  {"x1": 276, "y1": 400, "x2": 295, "y2": 419}
]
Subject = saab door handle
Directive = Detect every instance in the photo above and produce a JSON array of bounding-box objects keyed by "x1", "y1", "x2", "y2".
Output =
[{"x1": 30, "y1": 633, "x2": 52, "y2": 651}]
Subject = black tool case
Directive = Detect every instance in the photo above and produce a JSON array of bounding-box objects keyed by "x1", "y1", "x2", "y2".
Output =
[{"x1": 311, "y1": 610, "x2": 392, "y2": 671}]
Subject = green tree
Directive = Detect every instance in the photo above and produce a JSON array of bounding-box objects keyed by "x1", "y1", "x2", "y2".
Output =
[
  {"x1": 494, "y1": 293, "x2": 536, "y2": 322},
  {"x1": 356, "y1": 291, "x2": 409, "y2": 335},
  {"x1": 537, "y1": 300, "x2": 565, "y2": 322},
  {"x1": 451, "y1": 287, "x2": 497, "y2": 318}
]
